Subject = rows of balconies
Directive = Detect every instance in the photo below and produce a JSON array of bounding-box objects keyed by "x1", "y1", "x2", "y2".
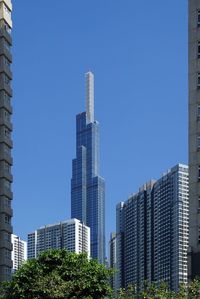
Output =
[{"x1": 0, "y1": 3, "x2": 12, "y2": 282}]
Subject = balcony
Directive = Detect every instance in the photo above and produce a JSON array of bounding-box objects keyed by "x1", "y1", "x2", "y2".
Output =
[
  {"x1": 0, "y1": 55, "x2": 11, "y2": 75},
  {"x1": 0, "y1": 151, "x2": 13, "y2": 165},
  {"x1": 0, "y1": 204, "x2": 13, "y2": 216},
  {"x1": 0, "y1": 44, "x2": 12, "y2": 62},
  {"x1": 0, "y1": 222, "x2": 12, "y2": 234},
  {"x1": 0, "y1": 97, "x2": 12, "y2": 114},
  {"x1": 1, "y1": 0, "x2": 12, "y2": 12},
  {"x1": 0, "y1": 28, "x2": 12, "y2": 45},
  {"x1": 0, "y1": 76, "x2": 12, "y2": 97},
  {"x1": 0, "y1": 117, "x2": 12, "y2": 131},
  {"x1": 0, "y1": 185, "x2": 13, "y2": 199},
  {"x1": 0, "y1": 135, "x2": 13, "y2": 148},
  {"x1": 0, "y1": 169, "x2": 12, "y2": 182},
  {"x1": 0, "y1": 256, "x2": 12, "y2": 268}
]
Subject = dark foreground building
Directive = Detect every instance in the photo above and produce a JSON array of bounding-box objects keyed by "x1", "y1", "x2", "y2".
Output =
[
  {"x1": 188, "y1": 0, "x2": 200, "y2": 279},
  {"x1": 71, "y1": 72, "x2": 105, "y2": 263},
  {"x1": 0, "y1": 0, "x2": 13, "y2": 281}
]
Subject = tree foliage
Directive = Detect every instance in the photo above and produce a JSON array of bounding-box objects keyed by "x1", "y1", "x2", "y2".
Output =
[
  {"x1": 114, "y1": 278, "x2": 200, "y2": 299},
  {"x1": 0, "y1": 249, "x2": 112, "y2": 299},
  {"x1": 1, "y1": 251, "x2": 200, "y2": 299}
]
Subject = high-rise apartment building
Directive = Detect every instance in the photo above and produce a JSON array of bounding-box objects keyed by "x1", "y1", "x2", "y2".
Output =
[
  {"x1": 116, "y1": 164, "x2": 189, "y2": 292},
  {"x1": 118, "y1": 181, "x2": 155, "y2": 292},
  {"x1": 11, "y1": 235, "x2": 27, "y2": 273},
  {"x1": 71, "y1": 72, "x2": 105, "y2": 264},
  {"x1": 27, "y1": 219, "x2": 90, "y2": 259},
  {"x1": 115, "y1": 202, "x2": 125, "y2": 290},
  {"x1": 188, "y1": 0, "x2": 200, "y2": 279},
  {"x1": 109, "y1": 232, "x2": 116, "y2": 290},
  {"x1": 153, "y1": 165, "x2": 189, "y2": 290},
  {"x1": 0, "y1": 0, "x2": 13, "y2": 281}
]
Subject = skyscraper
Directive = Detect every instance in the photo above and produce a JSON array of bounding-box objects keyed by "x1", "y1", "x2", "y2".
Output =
[
  {"x1": 116, "y1": 164, "x2": 189, "y2": 292},
  {"x1": 188, "y1": 0, "x2": 200, "y2": 279},
  {"x1": 0, "y1": 0, "x2": 13, "y2": 281},
  {"x1": 109, "y1": 232, "x2": 117, "y2": 290},
  {"x1": 27, "y1": 219, "x2": 90, "y2": 259},
  {"x1": 11, "y1": 235, "x2": 27, "y2": 273},
  {"x1": 153, "y1": 165, "x2": 188, "y2": 290},
  {"x1": 71, "y1": 72, "x2": 105, "y2": 264},
  {"x1": 115, "y1": 202, "x2": 125, "y2": 290}
]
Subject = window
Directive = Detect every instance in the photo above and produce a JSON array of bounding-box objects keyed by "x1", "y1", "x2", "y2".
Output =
[
  {"x1": 4, "y1": 162, "x2": 10, "y2": 173},
  {"x1": 4, "y1": 92, "x2": 11, "y2": 105},
  {"x1": 197, "y1": 136, "x2": 200, "y2": 149},
  {"x1": 4, "y1": 248, "x2": 10, "y2": 259},
  {"x1": 4, "y1": 57, "x2": 10, "y2": 69},
  {"x1": 4, "y1": 75, "x2": 10, "y2": 86},
  {"x1": 4, "y1": 129, "x2": 10, "y2": 138},
  {"x1": 197, "y1": 105, "x2": 200, "y2": 118},
  {"x1": 4, "y1": 23, "x2": 11, "y2": 34},
  {"x1": 198, "y1": 9, "x2": 200, "y2": 27},
  {"x1": 3, "y1": 38, "x2": 10, "y2": 51},
  {"x1": 4, "y1": 198, "x2": 11, "y2": 207},
  {"x1": 198, "y1": 41, "x2": 200, "y2": 58},
  {"x1": 4, "y1": 4, "x2": 11, "y2": 17},
  {"x1": 199, "y1": 227, "x2": 200, "y2": 243},
  {"x1": 198, "y1": 166, "x2": 200, "y2": 181},
  {"x1": 4, "y1": 232, "x2": 10, "y2": 242},
  {"x1": 5, "y1": 215, "x2": 11, "y2": 224},
  {"x1": 4, "y1": 144, "x2": 11, "y2": 155},
  {"x1": 198, "y1": 197, "x2": 200, "y2": 213},
  {"x1": 4, "y1": 111, "x2": 10, "y2": 122},
  {"x1": 4, "y1": 179, "x2": 11, "y2": 190},
  {"x1": 197, "y1": 73, "x2": 200, "y2": 88}
]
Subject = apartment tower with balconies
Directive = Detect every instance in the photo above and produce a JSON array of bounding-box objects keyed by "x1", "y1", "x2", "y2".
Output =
[
  {"x1": 188, "y1": 0, "x2": 200, "y2": 279},
  {"x1": 0, "y1": 0, "x2": 13, "y2": 281}
]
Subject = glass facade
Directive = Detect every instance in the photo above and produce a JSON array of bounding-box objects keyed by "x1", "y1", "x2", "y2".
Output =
[{"x1": 71, "y1": 109, "x2": 105, "y2": 264}]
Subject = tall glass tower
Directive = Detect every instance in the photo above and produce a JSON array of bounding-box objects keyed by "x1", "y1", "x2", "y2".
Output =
[{"x1": 71, "y1": 72, "x2": 105, "y2": 264}]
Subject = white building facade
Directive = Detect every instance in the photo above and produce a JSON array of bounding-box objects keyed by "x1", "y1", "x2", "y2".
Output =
[
  {"x1": 27, "y1": 219, "x2": 90, "y2": 259},
  {"x1": 11, "y1": 234, "x2": 27, "y2": 273}
]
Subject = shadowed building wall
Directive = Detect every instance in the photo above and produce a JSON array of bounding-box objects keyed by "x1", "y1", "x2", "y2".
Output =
[
  {"x1": 188, "y1": 0, "x2": 200, "y2": 279},
  {"x1": 0, "y1": 0, "x2": 13, "y2": 282}
]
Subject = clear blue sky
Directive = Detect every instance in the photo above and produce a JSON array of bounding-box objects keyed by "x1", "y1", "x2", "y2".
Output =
[{"x1": 12, "y1": 0, "x2": 188, "y2": 252}]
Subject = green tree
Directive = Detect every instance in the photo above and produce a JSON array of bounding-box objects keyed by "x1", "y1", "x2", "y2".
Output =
[
  {"x1": 188, "y1": 277, "x2": 200, "y2": 299},
  {"x1": 115, "y1": 279, "x2": 200, "y2": 299},
  {"x1": 0, "y1": 249, "x2": 112, "y2": 299}
]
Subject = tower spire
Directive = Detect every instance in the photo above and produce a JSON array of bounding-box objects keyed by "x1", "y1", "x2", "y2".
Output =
[{"x1": 85, "y1": 71, "x2": 94, "y2": 123}]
